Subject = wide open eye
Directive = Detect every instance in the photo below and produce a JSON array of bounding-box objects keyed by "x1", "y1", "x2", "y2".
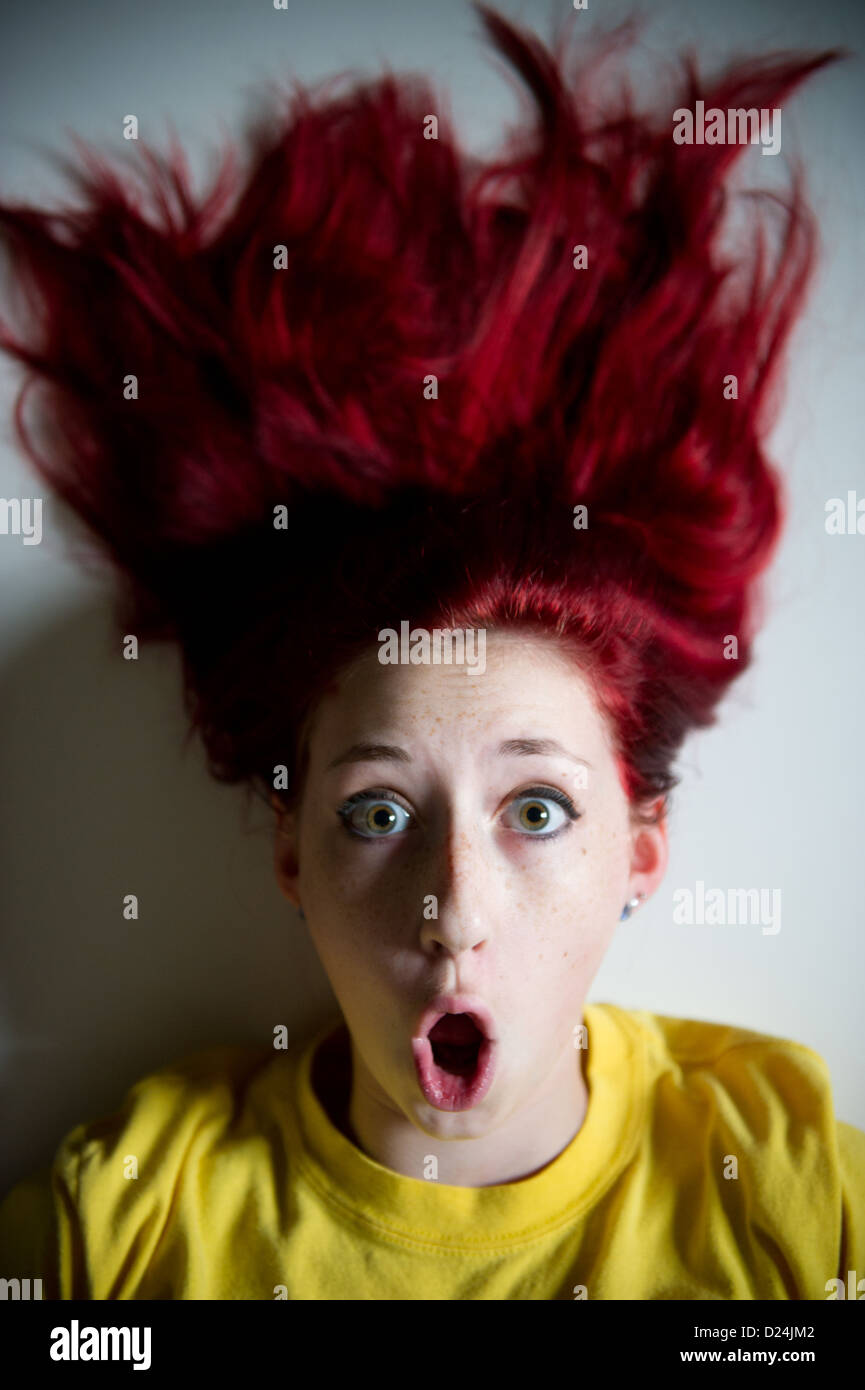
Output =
[
  {"x1": 338, "y1": 793, "x2": 413, "y2": 838},
  {"x1": 502, "y1": 787, "x2": 578, "y2": 837}
]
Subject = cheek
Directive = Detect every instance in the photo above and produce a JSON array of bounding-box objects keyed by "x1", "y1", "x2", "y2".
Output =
[
  {"x1": 525, "y1": 814, "x2": 628, "y2": 910},
  {"x1": 298, "y1": 817, "x2": 373, "y2": 913},
  {"x1": 519, "y1": 820, "x2": 628, "y2": 957},
  {"x1": 582, "y1": 800, "x2": 632, "y2": 891}
]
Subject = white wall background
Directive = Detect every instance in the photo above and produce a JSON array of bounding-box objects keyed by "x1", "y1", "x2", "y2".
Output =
[{"x1": 1, "y1": 0, "x2": 863, "y2": 1194}]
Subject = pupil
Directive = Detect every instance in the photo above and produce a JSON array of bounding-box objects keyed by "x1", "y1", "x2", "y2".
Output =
[
  {"x1": 524, "y1": 802, "x2": 547, "y2": 826},
  {"x1": 371, "y1": 805, "x2": 395, "y2": 830}
]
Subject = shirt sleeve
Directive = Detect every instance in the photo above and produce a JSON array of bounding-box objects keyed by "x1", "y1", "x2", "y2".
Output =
[
  {"x1": 0, "y1": 1153, "x2": 85, "y2": 1299},
  {"x1": 837, "y1": 1120, "x2": 865, "y2": 1286},
  {"x1": 0, "y1": 1046, "x2": 263, "y2": 1300}
]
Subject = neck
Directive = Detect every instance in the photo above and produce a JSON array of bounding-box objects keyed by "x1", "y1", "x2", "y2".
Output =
[{"x1": 340, "y1": 1031, "x2": 589, "y2": 1187}]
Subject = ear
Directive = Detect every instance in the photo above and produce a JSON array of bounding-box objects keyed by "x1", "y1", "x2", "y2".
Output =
[
  {"x1": 625, "y1": 798, "x2": 669, "y2": 908},
  {"x1": 271, "y1": 792, "x2": 301, "y2": 909}
]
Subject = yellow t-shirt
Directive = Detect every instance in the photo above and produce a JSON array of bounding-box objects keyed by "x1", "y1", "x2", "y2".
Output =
[{"x1": 1, "y1": 1002, "x2": 863, "y2": 1300}]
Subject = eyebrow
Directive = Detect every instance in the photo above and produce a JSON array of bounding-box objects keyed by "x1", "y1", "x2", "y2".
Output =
[
  {"x1": 497, "y1": 737, "x2": 593, "y2": 769},
  {"x1": 326, "y1": 742, "x2": 413, "y2": 772},
  {"x1": 325, "y1": 737, "x2": 592, "y2": 772}
]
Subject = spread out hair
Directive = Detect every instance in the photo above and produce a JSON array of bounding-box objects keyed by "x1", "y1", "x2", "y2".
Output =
[{"x1": 0, "y1": 4, "x2": 841, "y2": 819}]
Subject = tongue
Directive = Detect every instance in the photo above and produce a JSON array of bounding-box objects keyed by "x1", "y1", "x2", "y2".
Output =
[{"x1": 428, "y1": 1013, "x2": 482, "y2": 1045}]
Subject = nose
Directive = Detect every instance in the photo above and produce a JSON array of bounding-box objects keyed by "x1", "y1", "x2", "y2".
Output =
[{"x1": 418, "y1": 817, "x2": 493, "y2": 958}]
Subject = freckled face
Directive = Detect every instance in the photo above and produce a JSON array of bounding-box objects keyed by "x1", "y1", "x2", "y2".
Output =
[{"x1": 285, "y1": 629, "x2": 641, "y2": 1137}]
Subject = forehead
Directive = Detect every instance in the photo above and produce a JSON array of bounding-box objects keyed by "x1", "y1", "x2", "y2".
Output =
[{"x1": 305, "y1": 629, "x2": 615, "y2": 770}]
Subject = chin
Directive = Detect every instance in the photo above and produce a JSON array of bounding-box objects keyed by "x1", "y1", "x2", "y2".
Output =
[{"x1": 411, "y1": 1098, "x2": 500, "y2": 1141}]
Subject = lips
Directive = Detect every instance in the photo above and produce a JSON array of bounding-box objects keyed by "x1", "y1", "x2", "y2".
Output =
[{"x1": 411, "y1": 994, "x2": 497, "y2": 1111}]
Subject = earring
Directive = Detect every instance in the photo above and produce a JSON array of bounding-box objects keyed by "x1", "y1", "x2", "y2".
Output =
[
  {"x1": 620, "y1": 892, "x2": 646, "y2": 921},
  {"x1": 298, "y1": 906, "x2": 306, "y2": 921}
]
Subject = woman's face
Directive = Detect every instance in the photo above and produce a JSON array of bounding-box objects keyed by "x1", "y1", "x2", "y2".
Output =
[{"x1": 274, "y1": 628, "x2": 667, "y2": 1141}]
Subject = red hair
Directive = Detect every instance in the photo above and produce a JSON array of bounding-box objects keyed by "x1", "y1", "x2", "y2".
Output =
[{"x1": 0, "y1": 4, "x2": 842, "y2": 815}]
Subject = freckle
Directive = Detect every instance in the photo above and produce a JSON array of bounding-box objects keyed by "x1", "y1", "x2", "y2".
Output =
[{"x1": 581, "y1": 847, "x2": 587, "y2": 854}]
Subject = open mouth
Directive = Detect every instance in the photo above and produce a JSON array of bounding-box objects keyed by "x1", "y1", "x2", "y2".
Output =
[
  {"x1": 411, "y1": 1001, "x2": 497, "y2": 1111},
  {"x1": 428, "y1": 1012, "x2": 484, "y2": 1075}
]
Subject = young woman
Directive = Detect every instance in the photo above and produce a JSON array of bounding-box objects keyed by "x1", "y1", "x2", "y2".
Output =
[{"x1": 0, "y1": 4, "x2": 861, "y2": 1300}]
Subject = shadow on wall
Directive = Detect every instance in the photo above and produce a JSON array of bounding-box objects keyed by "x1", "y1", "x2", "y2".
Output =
[{"x1": 0, "y1": 599, "x2": 336, "y2": 1194}]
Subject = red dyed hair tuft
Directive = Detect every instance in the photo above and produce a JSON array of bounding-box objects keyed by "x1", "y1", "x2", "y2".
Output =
[{"x1": 0, "y1": 3, "x2": 843, "y2": 814}]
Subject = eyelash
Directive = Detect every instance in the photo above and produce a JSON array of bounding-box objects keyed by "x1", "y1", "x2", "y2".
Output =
[{"x1": 335, "y1": 784, "x2": 581, "y2": 843}]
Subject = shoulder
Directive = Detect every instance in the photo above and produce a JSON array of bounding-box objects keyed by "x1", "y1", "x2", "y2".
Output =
[
  {"x1": 601, "y1": 1001, "x2": 838, "y2": 1122},
  {"x1": 626, "y1": 1006, "x2": 852, "y2": 1176},
  {"x1": 0, "y1": 1039, "x2": 301, "y2": 1298},
  {"x1": 595, "y1": 1003, "x2": 865, "y2": 1291},
  {"x1": 61, "y1": 1042, "x2": 280, "y2": 1179}
]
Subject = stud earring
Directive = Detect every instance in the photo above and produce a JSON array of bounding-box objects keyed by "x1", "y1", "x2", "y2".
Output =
[{"x1": 620, "y1": 892, "x2": 646, "y2": 921}]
